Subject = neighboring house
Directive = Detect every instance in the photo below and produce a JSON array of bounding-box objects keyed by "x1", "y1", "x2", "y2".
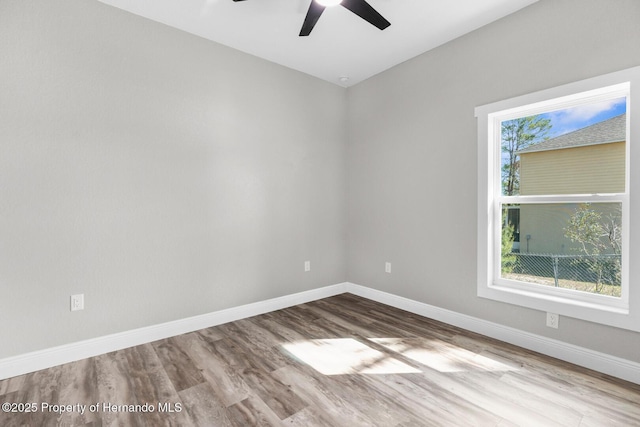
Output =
[{"x1": 514, "y1": 113, "x2": 626, "y2": 254}]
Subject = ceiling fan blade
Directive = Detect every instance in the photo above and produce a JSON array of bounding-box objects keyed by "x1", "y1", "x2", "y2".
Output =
[
  {"x1": 341, "y1": 0, "x2": 390, "y2": 30},
  {"x1": 299, "y1": 1, "x2": 326, "y2": 36}
]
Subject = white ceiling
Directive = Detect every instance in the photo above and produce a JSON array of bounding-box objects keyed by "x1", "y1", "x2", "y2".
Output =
[{"x1": 97, "y1": 0, "x2": 538, "y2": 87}]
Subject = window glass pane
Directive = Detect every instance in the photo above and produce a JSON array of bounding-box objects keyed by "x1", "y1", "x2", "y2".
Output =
[
  {"x1": 501, "y1": 98, "x2": 627, "y2": 196},
  {"x1": 501, "y1": 202, "x2": 622, "y2": 297}
]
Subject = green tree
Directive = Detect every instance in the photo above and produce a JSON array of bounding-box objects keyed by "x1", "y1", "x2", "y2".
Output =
[
  {"x1": 501, "y1": 213, "x2": 518, "y2": 274},
  {"x1": 564, "y1": 204, "x2": 622, "y2": 292},
  {"x1": 501, "y1": 115, "x2": 552, "y2": 195}
]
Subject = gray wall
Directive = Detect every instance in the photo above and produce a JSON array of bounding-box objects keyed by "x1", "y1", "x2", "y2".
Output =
[
  {"x1": 3, "y1": 0, "x2": 640, "y2": 366},
  {"x1": 0, "y1": 0, "x2": 347, "y2": 359},
  {"x1": 347, "y1": 0, "x2": 640, "y2": 362}
]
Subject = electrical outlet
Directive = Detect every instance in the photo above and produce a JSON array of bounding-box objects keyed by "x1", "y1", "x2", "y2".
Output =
[
  {"x1": 304, "y1": 261, "x2": 311, "y2": 272},
  {"x1": 546, "y1": 312, "x2": 559, "y2": 329},
  {"x1": 71, "y1": 294, "x2": 84, "y2": 311},
  {"x1": 385, "y1": 262, "x2": 391, "y2": 273}
]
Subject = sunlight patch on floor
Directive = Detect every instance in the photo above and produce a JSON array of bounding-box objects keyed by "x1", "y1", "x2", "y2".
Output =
[
  {"x1": 370, "y1": 338, "x2": 520, "y2": 373},
  {"x1": 282, "y1": 338, "x2": 421, "y2": 375}
]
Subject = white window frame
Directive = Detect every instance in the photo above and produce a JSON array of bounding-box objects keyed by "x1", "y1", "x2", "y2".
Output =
[{"x1": 476, "y1": 66, "x2": 640, "y2": 332}]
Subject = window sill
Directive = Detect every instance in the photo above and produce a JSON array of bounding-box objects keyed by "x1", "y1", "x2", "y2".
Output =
[{"x1": 477, "y1": 280, "x2": 640, "y2": 332}]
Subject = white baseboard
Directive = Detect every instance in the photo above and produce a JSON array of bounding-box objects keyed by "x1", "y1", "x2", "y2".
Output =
[
  {"x1": 2, "y1": 281, "x2": 638, "y2": 385},
  {"x1": 346, "y1": 282, "x2": 640, "y2": 385},
  {"x1": 0, "y1": 283, "x2": 348, "y2": 380}
]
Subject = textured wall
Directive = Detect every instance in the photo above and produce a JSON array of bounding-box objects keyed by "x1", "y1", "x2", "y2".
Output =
[
  {"x1": 0, "y1": 0, "x2": 347, "y2": 358},
  {"x1": 3, "y1": 0, "x2": 640, "y2": 367},
  {"x1": 347, "y1": 0, "x2": 640, "y2": 361}
]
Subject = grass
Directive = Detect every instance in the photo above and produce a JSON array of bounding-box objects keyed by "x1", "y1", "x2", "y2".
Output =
[{"x1": 503, "y1": 273, "x2": 621, "y2": 297}]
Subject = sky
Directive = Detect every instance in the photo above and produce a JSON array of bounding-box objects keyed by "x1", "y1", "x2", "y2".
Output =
[
  {"x1": 500, "y1": 96, "x2": 627, "y2": 185},
  {"x1": 539, "y1": 97, "x2": 627, "y2": 138}
]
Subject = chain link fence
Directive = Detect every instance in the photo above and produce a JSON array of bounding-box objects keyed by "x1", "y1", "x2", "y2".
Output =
[{"x1": 504, "y1": 253, "x2": 621, "y2": 296}]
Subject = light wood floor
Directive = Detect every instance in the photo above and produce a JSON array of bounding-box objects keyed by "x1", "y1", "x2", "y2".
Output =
[{"x1": 1, "y1": 294, "x2": 639, "y2": 426}]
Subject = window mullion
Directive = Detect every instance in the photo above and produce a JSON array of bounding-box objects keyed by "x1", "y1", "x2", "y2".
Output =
[{"x1": 497, "y1": 194, "x2": 625, "y2": 204}]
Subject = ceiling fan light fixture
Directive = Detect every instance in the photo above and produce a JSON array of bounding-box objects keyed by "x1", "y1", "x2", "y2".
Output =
[
  {"x1": 235, "y1": 0, "x2": 390, "y2": 37},
  {"x1": 316, "y1": 0, "x2": 343, "y2": 7}
]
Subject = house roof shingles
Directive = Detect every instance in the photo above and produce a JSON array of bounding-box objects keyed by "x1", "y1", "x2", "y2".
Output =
[{"x1": 517, "y1": 113, "x2": 626, "y2": 154}]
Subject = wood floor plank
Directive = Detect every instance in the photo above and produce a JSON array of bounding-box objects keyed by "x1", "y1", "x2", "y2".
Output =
[
  {"x1": 265, "y1": 306, "x2": 348, "y2": 340},
  {"x1": 250, "y1": 314, "x2": 310, "y2": 344},
  {"x1": 178, "y1": 382, "x2": 233, "y2": 427},
  {"x1": 323, "y1": 373, "x2": 428, "y2": 426},
  {"x1": 303, "y1": 302, "x2": 398, "y2": 339},
  {"x1": 234, "y1": 365, "x2": 306, "y2": 420},
  {"x1": 499, "y1": 371, "x2": 640, "y2": 426},
  {"x1": 180, "y1": 332, "x2": 252, "y2": 407},
  {"x1": 271, "y1": 365, "x2": 386, "y2": 426},
  {"x1": 370, "y1": 337, "x2": 518, "y2": 375},
  {"x1": 281, "y1": 406, "x2": 335, "y2": 427},
  {"x1": 0, "y1": 375, "x2": 25, "y2": 397},
  {"x1": 93, "y1": 350, "x2": 146, "y2": 426},
  {"x1": 2, "y1": 293, "x2": 640, "y2": 426},
  {"x1": 361, "y1": 372, "x2": 502, "y2": 427},
  {"x1": 219, "y1": 318, "x2": 295, "y2": 372},
  {"x1": 226, "y1": 394, "x2": 285, "y2": 427},
  {"x1": 406, "y1": 369, "x2": 573, "y2": 427},
  {"x1": 152, "y1": 336, "x2": 206, "y2": 392},
  {"x1": 53, "y1": 358, "x2": 101, "y2": 426},
  {"x1": 2, "y1": 364, "x2": 65, "y2": 427},
  {"x1": 120, "y1": 345, "x2": 195, "y2": 426}
]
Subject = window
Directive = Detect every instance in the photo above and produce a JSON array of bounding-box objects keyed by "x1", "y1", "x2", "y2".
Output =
[{"x1": 476, "y1": 66, "x2": 640, "y2": 331}]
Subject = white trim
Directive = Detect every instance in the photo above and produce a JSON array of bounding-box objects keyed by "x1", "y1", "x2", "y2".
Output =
[
  {"x1": 475, "y1": 65, "x2": 640, "y2": 328},
  {"x1": 1, "y1": 282, "x2": 638, "y2": 385},
  {"x1": 0, "y1": 283, "x2": 348, "y2": 381},
  {"x1": 346, "y1": 283, "x2": 640, "y2": 385}
]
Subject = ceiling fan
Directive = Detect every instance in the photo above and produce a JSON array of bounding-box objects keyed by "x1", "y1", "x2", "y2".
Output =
[{"x1": 232, "y1": 0, "x2": 391, "y2": 37}]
